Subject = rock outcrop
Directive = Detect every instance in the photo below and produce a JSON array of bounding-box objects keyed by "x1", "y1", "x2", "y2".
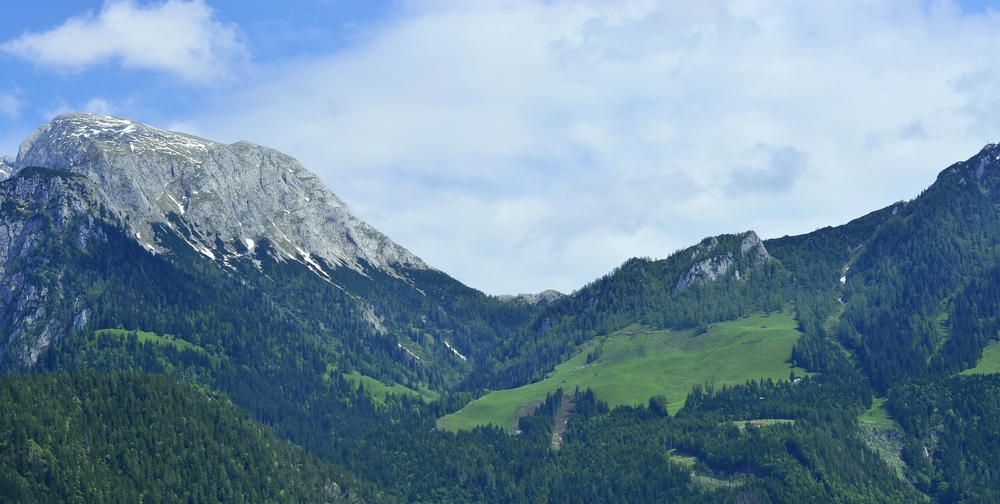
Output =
[
  {"x1": 0, "y1": 169, "x2": 113, "y2": 366},
  {"x1": 498, "y1": 289, "x2": 565, "y2": 306},
  {"x1": 675, "y1": 253, "x2": 735, "y2": 290},
  {"x1": 0, "y1": 156, "x2": 13, "y2": 180},
  {"x1": 676, "y1": 231, "x2": 770, "y2": 290},
  {"x1": 740, "y1": 231, "x2": 771, "y2": 264}
]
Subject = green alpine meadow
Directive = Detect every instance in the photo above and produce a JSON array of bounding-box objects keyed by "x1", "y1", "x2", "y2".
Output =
[{"x1": 2, "y1": 113, "x2": 1000, "y2": 502}]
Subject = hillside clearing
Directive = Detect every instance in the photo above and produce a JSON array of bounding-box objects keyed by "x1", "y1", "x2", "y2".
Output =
[
  {"x1": 960, "y1": 342, "x2": 1000, "y2": 375},
  {"x1": 94, "y1": 328, "x2": 219, "y2": 364},
  {"x1": 342, "y1": 370, "x2": 440, "y2": 403},
  {"x1": 439, "y1": 309, "x2": 807, "y2": 432}
]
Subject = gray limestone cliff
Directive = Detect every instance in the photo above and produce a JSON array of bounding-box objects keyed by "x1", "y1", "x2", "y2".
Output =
[
  {"x1": 950, "y1": 142, "x2": 1000, "y2": 207},
  {"x1": 0, "y1": 156, "x2": 13, "y2": 180},
  {"x1": 675, "y1": 231, "x2": 771, "y2": 290},
  {"x1": 739, "y1": 230, "x2": 770, "y2": 264},
  {"x1": 9, "y1": 113, "x2": 430, "y2": 276},
  {"x1": 497, "y1": 289, "x2": 564, "y2": 306},
  {"x1": 0, "y1": 169, "x2": 115, "y2": 366}
]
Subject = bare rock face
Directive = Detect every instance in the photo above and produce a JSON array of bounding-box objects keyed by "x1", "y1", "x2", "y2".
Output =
[
  {"x1": 953, "y1": 143, "x2": 1000, "y2": 206},
  {"x1": 740, "y1": 231, "x2": 771, "y2": 264},
  {"x1": 690, "y1": 236, "x2": 719, "y2": 260},
  {"x1": 0, "y1": 156, "x2": 13, "y2": 180},
  {"x1": 0, "y1": 170, "x2": 113, "y2": 367},
  {"x1": 676, "y1": 231, "x2": 770, "y2": 290},
  {"x1": 498, "y1": 289, "x2": 565, "y2": 306},
  {"x1": 676, "y1": 253, "x2": 735, "y2": 290},
  {"x1": 10, "y1": 113, "x2": 430, "y2": 276}
]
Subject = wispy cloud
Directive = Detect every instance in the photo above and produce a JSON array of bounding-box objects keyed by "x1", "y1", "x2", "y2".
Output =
[
  {"x1": 0, "y1": 93, "x2": 20, "y2": 119},
  {"x1": 165, "y1": 120, "x2": 201, "y2": 137},
  {"x1": 726, "y1": 145, "x2": 808, "y2": 197},
  {"x1": 43, "y1": 97, "x2": 119, "y2": 120},
  {"x1": 83, "y1": 98, "x2": 116, "y2": 116},
  {"x1": 1, "y1": 0, "x2": 247, "y2": 84}
]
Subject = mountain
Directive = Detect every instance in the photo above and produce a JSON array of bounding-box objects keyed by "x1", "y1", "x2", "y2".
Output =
[
  {"x1": 0, "y1": 114, "x2": 540, "y2": 382},
  {"x1": 1, "y1": 113, "x2": 998, "y2": 502},
  {"x1": 12, "y1": 113, "x2": 426, "y2": 274},
  {"x1": 0, "y1": 114, "x2": 548, "y2": 499}
]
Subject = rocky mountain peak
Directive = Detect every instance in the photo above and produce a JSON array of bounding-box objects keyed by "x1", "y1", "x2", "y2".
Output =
[
  {"x1": 740, "y1": 230, "x2": 770, "y2": 264},
  {"x1": 7, "y1": 113, "x2": 430, "y2": 276},
  {"x1": 968, "y1": 142, "x2": 1000, "y2": 179},
  {"x1": 947, "y1": 142, "x2": 1000, "y2": 205},
  {"x1": 676, "y1": 230, "x2": 771, "y2": 290}
]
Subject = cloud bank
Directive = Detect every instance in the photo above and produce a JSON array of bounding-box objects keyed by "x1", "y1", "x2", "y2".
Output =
[
  {"x1": 180, "y1": 0, "x2": 1000, "y2": 295},
  {"x1": 10, "y1": 0, "x2": 1000, "y2": 295},
  {"x1": 726, "y1": 146, "x2": 808, "y2": 197},
  {"x1": 1, "y1": 0, "x2": 246, "y2": 83}
]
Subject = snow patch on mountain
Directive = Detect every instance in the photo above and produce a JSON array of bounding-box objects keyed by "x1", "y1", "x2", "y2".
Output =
[{"x1": 443, "y1": 340, "x2": 468, "y2": 361}]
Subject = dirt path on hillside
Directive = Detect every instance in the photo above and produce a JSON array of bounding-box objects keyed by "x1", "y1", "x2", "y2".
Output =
[{"x1": 550, "y1": 394, "x2": 576, "y2": 449}]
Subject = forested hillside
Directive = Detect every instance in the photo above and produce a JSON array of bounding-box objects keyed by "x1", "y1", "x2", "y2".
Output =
[
  {"x1": 889, "y1": 374, "x2": 1000, "y2": 502},
  {"x1": 838, "y1": 162, "x2": 1000, "y2": 391},
  {"x1": 0, "y1": 371, "x2": 363, "y2": 503},
  {"x1": 3, "y1": 117, "x2": 1000, "y2": 502},
  {"x1": 461, "y1": 231, "x2": 792, "y2": 391}
]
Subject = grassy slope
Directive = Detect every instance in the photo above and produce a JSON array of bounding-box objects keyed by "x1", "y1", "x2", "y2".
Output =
[
  {"x1": 858, "y1": 397, "x2": 911, "y2": 485},
  {"x1": 960, "y1": 342, "x2": 1000, "y2": 375},
  {"x1": 94, "y1": 328, "x2": 219, "y2": 365},
  {"x1": 342, "y1": 370, "x2": 440, "y2": 403},
  {"x1": 439, "y1": 309, "x2": 807, "y2": 432}
]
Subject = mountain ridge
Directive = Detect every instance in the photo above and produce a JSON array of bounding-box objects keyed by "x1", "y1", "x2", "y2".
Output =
[{"x1": 8, "y1": 113, "x2": 429, "y2": 278}]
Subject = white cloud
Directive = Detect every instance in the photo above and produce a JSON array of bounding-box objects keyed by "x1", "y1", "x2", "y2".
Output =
[
  {"x1": 187, "y1": 0, "x2": 1000, "y2": 294},
  {"x1": 165, "y1": 120, "x2": 201, "y2": 137},
  {"x1": 83, "y1": 98, "x2": 116, "y2": 116},
  {"x1": 41, "y1": 96, "x2": 124, "y2": 121},
  {"x1": 0, "y1": 93, "x2": 20, "y2": 119},
  {"x1": 1, "y1": 0, "x2": 247, "y2": 84},
  {"x1": 726, "y1": 145, "x2": 808, "y2": 197}
]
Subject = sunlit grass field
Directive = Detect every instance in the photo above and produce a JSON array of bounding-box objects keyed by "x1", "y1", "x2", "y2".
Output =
[
  {"x1": 960, "y1": 342, "x2": 1000, "y2": 376},
  {"x1": 439, "y1": 309, "x2": 807, "y2": 432},
  {"x1": 342, "y1": 370, "x2": 440, "y2": 403},
  {"x1": 95, "y1": 328, "x2": 219, "y2": 365}
]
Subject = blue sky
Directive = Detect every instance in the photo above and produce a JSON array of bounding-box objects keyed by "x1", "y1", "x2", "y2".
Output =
[{"x1": 4, "y1": 1, "x2": 1000, "y2": 295}]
